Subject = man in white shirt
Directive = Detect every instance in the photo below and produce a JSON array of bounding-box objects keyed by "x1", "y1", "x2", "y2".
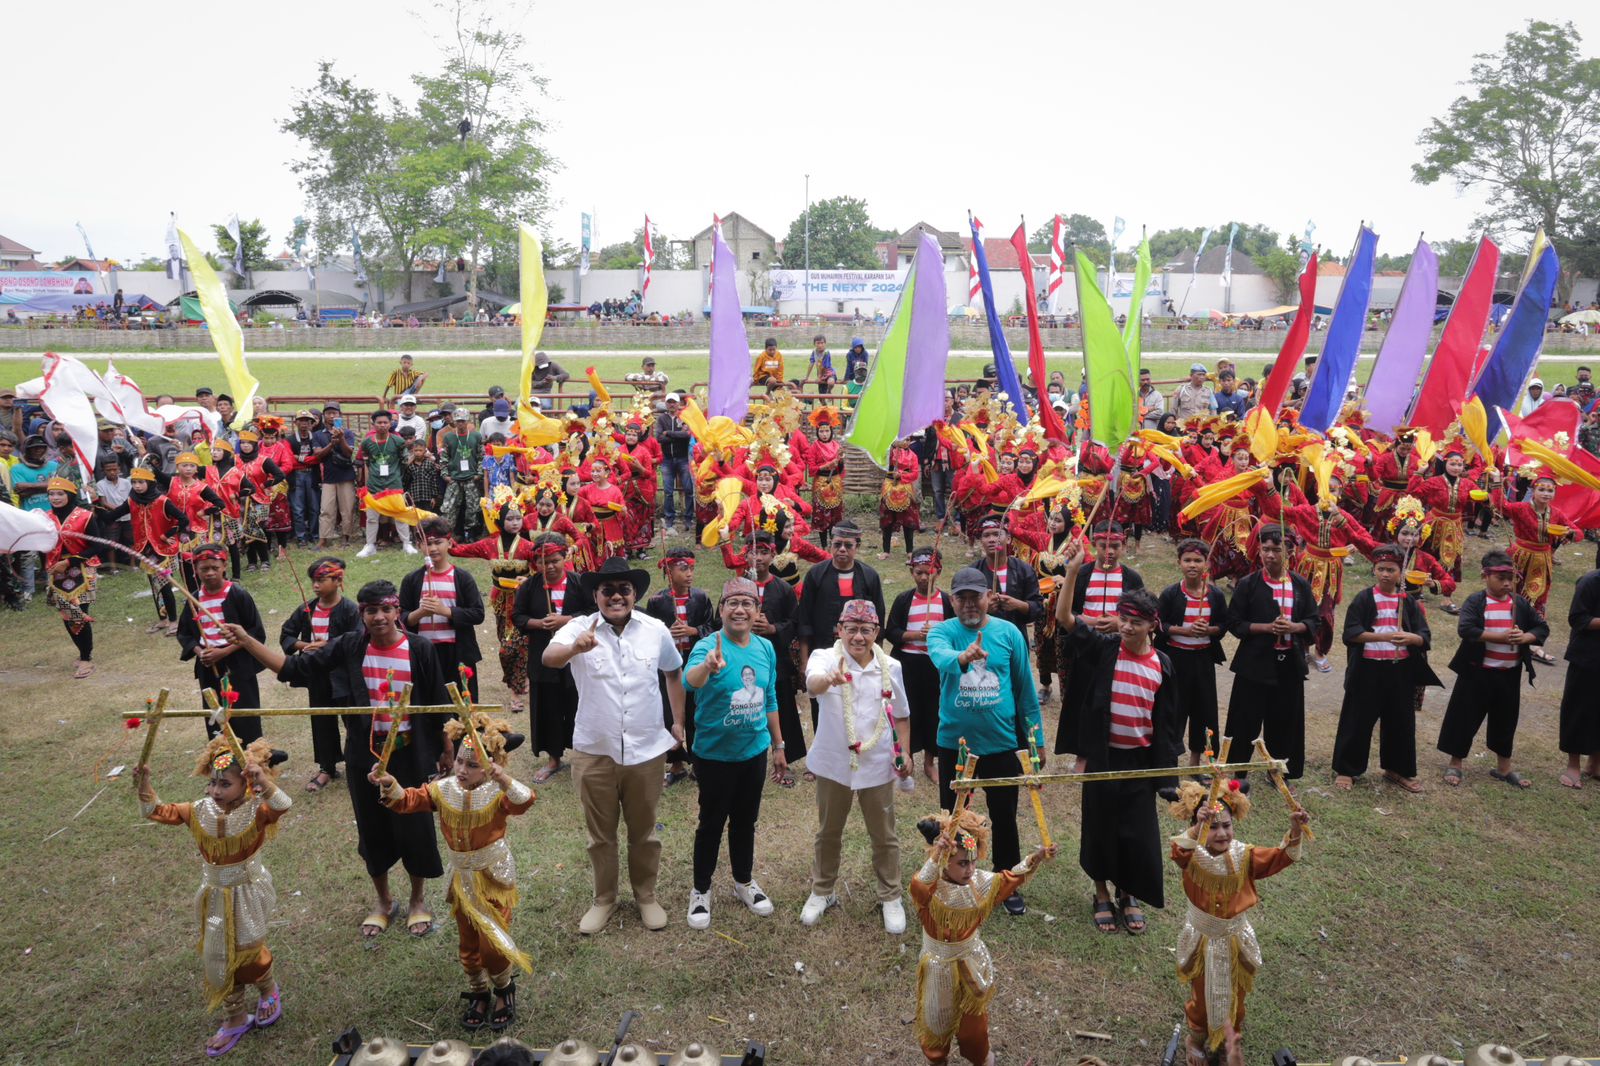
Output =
[
  {"x1": 479, "y1": 397, "x2": 516, "y2": 440},
  {"x1": 393, "y1": 394, "x2": 429, "y2": 441},
  {"x1": 544, "y1": 557, "x2": 687, "y2": 935},
  {"x1": 801, "y1": 599, "x2": 913, "y2": 934}
]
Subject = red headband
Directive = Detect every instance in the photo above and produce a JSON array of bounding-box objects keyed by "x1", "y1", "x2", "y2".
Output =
[
  {"x1": 311, "y1": 562, "x2": 344, "y2": 580},
  {"x1": 1117, "y1": 600, "x2": 1157, "y2": 621},
  {"x1": 192, "y1": 547, "x2": 227, "y2": 563},
  {"x1": 1092, "y1": 532, "x2": 1125, "y2": 544},
  {"x1": 365, "y1": 594, "x2": 402, "y2": 608},
  {"x1": 533, "y1": 541, "x2": 566, "y2": 558},
  {"x1": 1481, "y1": 564, "x2": 1516, "y2": 575}
]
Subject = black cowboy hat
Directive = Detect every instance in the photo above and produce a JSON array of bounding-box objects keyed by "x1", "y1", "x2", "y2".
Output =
[{"x1": 578, "y1": 556, "x2": 651, "y2": 599}]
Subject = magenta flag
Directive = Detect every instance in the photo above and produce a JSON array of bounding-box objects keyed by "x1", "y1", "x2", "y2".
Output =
[
  {"x1": 1364, "y1": 239, "x2": 1439, "y2": 435},
  {"x1": 900, "y1": 232, "x2": 950, "y2": 437},
  {"x1": 707, "y1": 222, "x2": 750, "y2": 422}
]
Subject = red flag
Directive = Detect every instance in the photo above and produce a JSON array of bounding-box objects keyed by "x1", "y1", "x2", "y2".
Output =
[
  {"x1": 1555, "y1": 445, "x2": 1600, "y2": 529},
  {"x1": 1009, "y1": 223, "x2": 1067, "y2": 443},
  {"x1": 1257, "y1": 252, "x2": 1318, "y2": 416},
  {"x1": 1045, "y1": 215, "x2": 1065, "y2": 308},
  {"x1": 642, "y1": 214, "x2": 655, "y2": 297},
  {"x1": 1409, "y1": 235, "x2": 1500, "y2": 434},
  {"x1": 1497, "y1": 397, "x2": 1583, "y2": 469},
  {"x1": 967, "y1": 218, "x2": 983, "y2": 305}
]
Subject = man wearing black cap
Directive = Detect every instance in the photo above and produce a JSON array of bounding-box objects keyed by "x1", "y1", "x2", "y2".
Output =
[
  {"x1": 797, "y1": 520, "x2": 885, "y2": 724},
  {"x1": 313, "y1": 402, "x2": 358, "y2": 548},
  {"x1": 438, "y1": 411, "x2": 485, "y2": 540},
  {"x1": 927, "y1": 565, "x2": 1042, "y2": 915},
  {"x1": 530, "y1": 353, "x2": 570, "y2": 395},
  {"x1": 544, "y1": 556, "x2": 687, "y2": 935}
]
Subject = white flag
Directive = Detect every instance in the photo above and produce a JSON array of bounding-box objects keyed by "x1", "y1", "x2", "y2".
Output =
[
  {"x1": 103, "y1": 359, "x2": 167, "y2": 436},
  {"x1": 0, "y1": 501, "x2": 59, "y2": 554}
]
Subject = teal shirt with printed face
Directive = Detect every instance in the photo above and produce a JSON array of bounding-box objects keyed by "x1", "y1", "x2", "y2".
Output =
[
  {"x1": 926, "y1": 616, "x2": 1041, "y2": 756},
  {"x1": 685, "y1": 632, "x2": 778, "y2": 762}
]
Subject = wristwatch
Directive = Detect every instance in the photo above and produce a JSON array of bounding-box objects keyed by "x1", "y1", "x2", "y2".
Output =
[{"x1": 773, "y1": 741, "x2": 786, "y2": 750}]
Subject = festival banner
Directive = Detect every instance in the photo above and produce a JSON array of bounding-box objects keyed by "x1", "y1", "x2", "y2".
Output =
[
  {"x1": 178, "y1": 228, "x2": 256, "y2": 430},
  {"x1": 1363, "y1": 238, "x2": 1440, "y2": 435},
  {"x1": 1009, "y1": 223, "x2": 1068, "y2": 443},
  {"x1": 0, "y1": 272, "x2": 99, "y2": 298},
  {"x1": 1076, "y1": 249, "x2": 1136, "y2": 450},
  {"x1": 1300, "y1": 225, "x2": 1378, "y2": 434},
  {"x1": 769, "y1": 269, "x2": 909, "y2": 306},
  {"x1": 1256, "y1": 252, "x2": 1320, "y2": 417},
  {"x1": 1473, "y1": 233, "x2": 1559, "y2": 441},
  {"x1": 707, "y1": 220, "x2": 751, "y2": 423},
  {"x1": 1122, "y1": 236, "x2": 1153, "y2": 386},
  {"x1": 1408, "y1": 234, "x2": 1500, "y2": 435},
  {"x1": 969, "y1": 215, "x2": 1030, "y2": 420},
  {"x1": 38, "y1": 353, "x2": 99, "y2": 484}
]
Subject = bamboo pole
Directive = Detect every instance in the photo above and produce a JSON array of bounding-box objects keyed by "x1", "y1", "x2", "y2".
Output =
[
  {"x1": 948, "y1": 758, "x2": 1284, "y2": 789},
  {"x1": 135, "y1": 689, "x2": 171, "y2": 769},
  {"x1": 126, "y1": 704, "x2": 505, "y2": 720}
]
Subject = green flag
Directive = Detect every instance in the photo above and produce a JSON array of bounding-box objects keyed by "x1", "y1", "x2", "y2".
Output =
[
  {"x1": 1076, "y1": 249, "x2": 1135, "y2": 450},
  {"x1": 1122, "y1": 237, "x2": 1152, "y2": 384},
  {"x1": 846, "y1": 259, "x2": 918, "y2": 465}
]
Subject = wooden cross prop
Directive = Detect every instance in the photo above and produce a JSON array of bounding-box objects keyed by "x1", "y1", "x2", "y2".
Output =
[
  {"x1": 444, "y1": 682, "x2": 491, "y2": 769},
  {"x1": 125, "y1": 690, "x2": 507, "y2": 771},
  {"x1": 200, "y1": 687, "x2": 250, "y2": 771}
]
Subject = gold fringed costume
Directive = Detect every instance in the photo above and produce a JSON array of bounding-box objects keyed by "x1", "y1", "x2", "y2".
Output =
[
  {"x1": 909, "y1": 854, "x2": 1041, "y2": 1064},
  {"x1": 1170, "y1": 829, "x2": 1302, "y2": 1052},
  {"x1": 144, "y1": 789, "x2": 292, "y2": 1013},
  {"x1": 384, "y1": 775, "x2": 537, "y2": 989}
]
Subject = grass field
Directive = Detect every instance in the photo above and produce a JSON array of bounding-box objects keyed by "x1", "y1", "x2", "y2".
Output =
[{"x1": 2, "y1": 355, "x2": 1598, "y2": 1064}]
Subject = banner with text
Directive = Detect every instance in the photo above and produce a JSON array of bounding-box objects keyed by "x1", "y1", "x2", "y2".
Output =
[
  {"x1": 770, "y1": 268, "x2": 910, "y2": 308},
  {"x1": 0, "y1": 272, "x2": 100, "y2": 298}
]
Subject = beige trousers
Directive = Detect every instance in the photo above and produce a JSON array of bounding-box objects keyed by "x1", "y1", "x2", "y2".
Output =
[
  {"x1": 570, "y1": 751, "x2": 667, "y2": 906},
  {"x1": 318, "y1": 481, "x2": 359, "y2": 541},
  {"x1": 811, "y1": 776, "x2": 902, "y2": 902}
]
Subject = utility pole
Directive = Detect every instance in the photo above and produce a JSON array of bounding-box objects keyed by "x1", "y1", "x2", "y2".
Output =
[{"x1": 804, "y1": 174, "x2": 811, "y2": 320}]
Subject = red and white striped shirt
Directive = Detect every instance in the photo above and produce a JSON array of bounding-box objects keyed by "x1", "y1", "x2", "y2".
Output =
[
  {"x1": 1266, "y1": 576, "x2": 1296, "y2": 650},
  {"x1": 310, "y1": 604, "x2": 332, "y2": 643},
  {"x1": 1482, "y1": 595, "x2": 1519, "y2": 670},
  {"x1": 1168, "y1": 587, "x2": 1212, "y2": 650},
  {"x1": 197, "y1": 584, "x2": 231, "y2": 647},
  {"x1": 417, "y1": 568, "x2": 457, "y2": 643},
  {"x1": 672, "y1": 592, "x2": 693, "y2": 651},
  {"x1": 992, "y1": 566, "x2": 1009, "y2": 596},
  {"x1": 363, "y1": 636, "x2": 413, "y2": 733},
  {"x1": 1364, "y1": 591, "x2": 1408, "y2": 661},
  {"x1": 902, "y1": 593, "x2": 945, "y2": 655},
  {"x1": 1109, "y1": 647, "x2": 1161, "y2": 749},
  {"x1": 1083, "y1": 568, "x2": 1123, "y2": 618},
  {"x1": 548, "y1": 577, "x2": 567, "y2": 614}
]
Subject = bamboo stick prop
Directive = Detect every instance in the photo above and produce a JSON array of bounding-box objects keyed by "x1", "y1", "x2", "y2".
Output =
[
  {"x1": 125, "y1": 703, "x2": 501, "y2": 720},
  {"x1": 951, "y1": 737, "x2": 979, "y2": 812},
  {"x1": 1021, "y1": 724, "x2": 1052, "y2": 849},
  {"x1": 1254, "y1": 734, "x2": 1314, "y2": 841},
  {"x1": 135, "y1": 689, "x2": 171, "y2": 769},
  {"x1": 374, "y1": 684, "x2": 414, "y2": 776},
  {"x1": 1196, "y1": 735, "x2": 1233, "y2": 849},
  {"x1": 200, "y1": 687, "x2": 249, "y2": 770},
  {"x1": 73, "y1": 532, "x2": 227, "y2": 629},
  {"x1": 948, "y1": 758, "x2": 1285, "y2": 790},
  {"x1": 445, "y1": 680, "x2": 490, "y2": 769}
]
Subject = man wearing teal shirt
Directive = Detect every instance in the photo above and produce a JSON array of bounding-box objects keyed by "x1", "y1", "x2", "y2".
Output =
[
  {"x1": 927, "y1": 566, "x2": 1041, "y2": 915},
  {"x1": 682, "y1": 578, "x2": 785, "y2": 930}
]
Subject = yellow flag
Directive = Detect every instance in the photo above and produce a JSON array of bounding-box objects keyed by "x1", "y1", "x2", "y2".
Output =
[
  {"x1": 178, "y1": 229, "x2": 256, "y2": 430},
  {"x1": 1179, "y1": 467, "x2": 1270, "y2": 523},
  {"x1": 1459, "y1": 396, "x2": 1492, "y2": 463},
  {"x1": 516, "y1": 222, "x2": 552, "y2": 441},
  {"x1": 1243, "y1": 406, "x2": 1278, "y2": 463},
  {"x1": 1517, "y1": 438, "x2": 1600, "y2": 493}
]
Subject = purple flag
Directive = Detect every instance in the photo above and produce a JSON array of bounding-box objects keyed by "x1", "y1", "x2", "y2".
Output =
[
  {"x1": 899, "y1": 233, "x2": 950, "y2": 437},
  {"x1": 1364, "y1": 239, "x2": 1439, "y2": 435},
  {"x1": 707, "y1": 223, "x2": 749, "y2": 422}
]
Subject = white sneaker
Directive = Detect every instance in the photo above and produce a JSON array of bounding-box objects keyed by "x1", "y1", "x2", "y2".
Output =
[
  {"x1": 881, "y1": 898, "x2": 907, "y2": 935},
  {"x1": 799, "y1": 892, "x2": 837, "y2": 927},
  {"x1": 355, "y1": 545, "x2": 377, "y2": 559},
  {"x1": 687, "y1": 889, "x2": 711, "y2": 930},
  {"x1": 733, "y1": 880, "x2": 774, "y2": 916},
  {"x1": 402, "y1": 543, "x2": 419, "y2": 555}
]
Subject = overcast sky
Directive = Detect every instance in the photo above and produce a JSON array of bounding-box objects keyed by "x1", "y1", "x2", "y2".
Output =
[{"x1": 2, "y1": 0, "x2": 1586, "y2": 265}]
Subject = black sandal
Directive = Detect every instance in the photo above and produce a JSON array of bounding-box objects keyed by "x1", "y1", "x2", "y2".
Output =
[
  {"x1": 489, "y1": 978, "x2": 516, "y2": 1031},
  {"x1": 1118, "y1": 896, "x2": 1146, "y2": 935},
  {"x1": 1092, "y1": 898, "x2": 1118, "y2": 933},
  {"x1": 460, "y1": 990, "x2": 491, "y2": 1031}
]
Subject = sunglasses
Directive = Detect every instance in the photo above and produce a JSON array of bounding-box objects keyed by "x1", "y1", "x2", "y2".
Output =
[{"x1": 597, "y1": 583, "x2": 635, "y2": 598}]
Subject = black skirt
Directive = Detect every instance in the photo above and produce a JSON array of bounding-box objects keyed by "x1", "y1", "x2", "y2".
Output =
[
  {"x1": 1560, "y1": 661, "x2": 1600, "y2": 755},
  {"x1": 895, "y1": 650, "x2": 940, "y2": 755},
  {"x1": 531, "y1": 677, "x2": 577, "y2": 761},
  {"x1": 1078, "y1": 745, "x2": 1165, "y2": 908},
  {"x1": 343, "y1": 724, "x2": 444, "y2": 880}
]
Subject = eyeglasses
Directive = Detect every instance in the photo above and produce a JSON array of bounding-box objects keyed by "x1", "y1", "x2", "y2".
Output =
[
  {"x1": 723, "y1": 597, "x2": 758, "y2": 609},
  {"x1": 840, "y1": 624, "x2": 878, "y2": 636},
  {"x1": 597, "y1": 583, "x2": 635, "y2": 598}
]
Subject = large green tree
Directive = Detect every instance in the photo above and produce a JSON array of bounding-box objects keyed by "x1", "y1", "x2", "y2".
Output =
[
  {"x1": 779, "y1": 196, "x2": 881, "y2": 269},
  {"x1": 1412, "y1": 19, "x2": 1600, "y2": 300}
]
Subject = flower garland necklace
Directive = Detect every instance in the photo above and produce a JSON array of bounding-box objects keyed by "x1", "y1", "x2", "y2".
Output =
[{"x1": 832, "y1": 640, "x2": 894, "y2": 769}]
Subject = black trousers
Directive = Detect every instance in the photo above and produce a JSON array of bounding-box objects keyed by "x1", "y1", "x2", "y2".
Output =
[
  {"x1": 937, "y1": 747, "x2": 1023, "y2": 873},
  {"x1": 1438, "y1": 666, "x2": 1522, "y2": 759},
  {"x1": 345, "y1": 724, "x2": 444, "y2": 880},
  {"x1": 1224, "y1": 654, "x2": 1306, "y2": 779},
  {"x1": 199, "y1": 665, "x2": 263, "y2": 746},
  {"x1": 895, "y1": 651, "x2": 940, "y2": 755},
  {"x1": 691, "y1": 751, "x2": 767, "y2": 892},
  {"x1": 530, "y1": 678, "x2": 577, "y2": 761},
  {"x1": 429, "y1": 640, "x2": 480, "y2": 701},
  {"x1": 1333, "y1": 660, "x2": 1417, "y2": 778},
  {"x1": 64, "y1": 619, "x2": 93, "y2": 660},
  {"x1": 1168, "y1": 647, "x2": 1219, "y2": 755},
  {"x1": 305, "y1": 683, "x2": 343, "y2": 774},
  {"x1": 1560, "y1": 661, "x2": 1600, "y2": 755},
  {"x1": 773, "y1": 670, "x2": 808, "y2": 762},
  {"x1": 664, "y1": 686, "x2": 697, "y2": 763}
]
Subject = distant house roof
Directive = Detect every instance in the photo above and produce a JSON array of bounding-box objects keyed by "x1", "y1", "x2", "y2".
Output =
[
  {"x1": 8, "y1": 259, "x2": 46, "y2": 271},
  {"x1": 897, "y1": 223, "x2": 964, "y2": 252},
  {"x1": 1318, "y1": 260, "x2": 1347, "y2": 277},
  {"x1": 692, "y1": 212, "x2": 775, "y2": 242},
  {"x1": 55, "y1": 258, "x2": 115, "y2": 273},
  {"x1": 0, "y1": 233, "x2": 41, "y2": 259},
  {"x1": 1169, "y1": 246, "x2": 1262, "y2": 275},
  {"x1": 960, "y1": 237, "x2": 1027, "y2": 270}
]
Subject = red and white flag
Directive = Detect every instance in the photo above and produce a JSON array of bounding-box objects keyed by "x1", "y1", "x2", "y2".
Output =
[
  {"x1": 0, "y1": 500, "x2": 59, "y2": 554},
  {"x1": 967, "y1": 217, "x2": 983, "y2": 306},
  {"x1": 1046, "y1": 214, "x2": 1065, "y2": 313},
  {"x1": 38, "y1": 352, "x2": 101, "y2": 485},
  {"x1": 642, "y1": 214, "x2": 655, "y2": 298}
]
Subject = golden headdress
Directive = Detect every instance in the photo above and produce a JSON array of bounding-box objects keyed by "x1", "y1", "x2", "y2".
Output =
[
  {"x1": 444, "y1": 712, "x2": 517, "y2": 767},
  {"x1": 194, "y1": 735, "x2": 278, "y2": 780},
  {"x1": 917, "y1": 807, "x2": 992, "y2": 859},
  {"x1": 1387, "y1": 494, "x2": 1432, "y2": 539},
  {"x1": 1168, "y1": 779, "x2": 1251, "y2": 823}
]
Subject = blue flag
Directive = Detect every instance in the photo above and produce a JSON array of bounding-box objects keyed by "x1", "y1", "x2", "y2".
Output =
[
  {"x1": 969, "y1": 216, "x2": 1030, "y2": 420},
  {"x1": 1475, "y1": 238, "x2": 1560, "y2": 441},
  {"x1": 1301, "y1": 225, "x2": 1378, "y2": 434}
]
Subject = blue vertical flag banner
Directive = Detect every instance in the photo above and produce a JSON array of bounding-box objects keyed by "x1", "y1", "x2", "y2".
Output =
[
  {"x1": 968, "y1": 214, "x2": 1030, "y2": 420},
  {"x1": 1300, "y1": 225, "x2": 1379, "y2": 434},
  {"x1": 580, "y1": 213, "x2": 592, "y2": 276},
  {"x1": 1474, "y1": 233, "x2": 1560, "y2": 440}
]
